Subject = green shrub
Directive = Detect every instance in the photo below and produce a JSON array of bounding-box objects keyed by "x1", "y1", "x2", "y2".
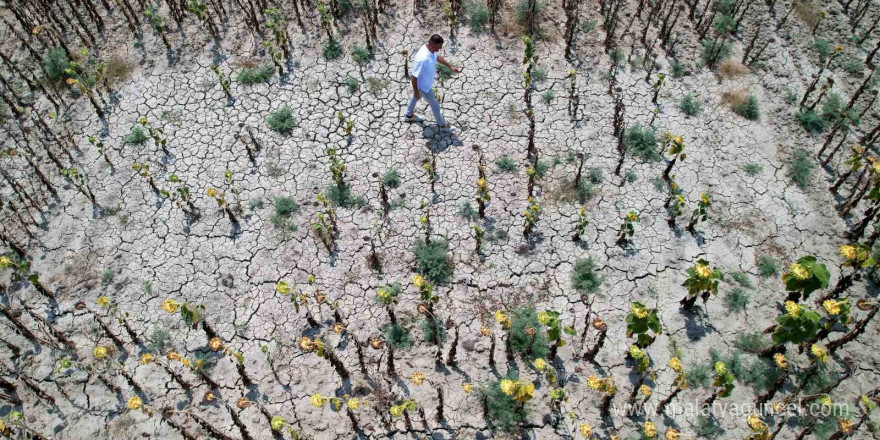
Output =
[
  {"x1": 820, "y1": 93, "x2": 858, "y2": 126},
  {"x1": 534, "y1": 160, "x2": 550, "y2": 178},
  {"x1": 735, "y1": 331, "x2": 770, "y2": 354},
  {"x1": 625, "y1": 170, "x2": 638, "y2": 182},
  {"x1": 724, "y1": 287, "x2": 750, "y2": 313},
  {"x1": 41, "y1": 47, "x2": 70, "y2": 80},
  {"x1": 756, "y1": 255, "x2": 779, "y2": 278},
  {"x1": 587, "y1": 167, "x2": 604, "y2": 184},
  {"x1": 515, "y1": 0, "x2": 543, "y2": 26},
  {"x1": 322, "y1": 38, "x2": 343, "y2": 60},
  {"x1": 345, "y1": 76, "x2": 359, "y2": 93},
  {"x1": 101, "y1": 269, "x2": 115, "y2": 286},
  {"x1": 236, "y1": 65, "x2": 274, "y2": 84},
  {"x1": 437, "y1": 64, "x2": 453, "y2": 83},
  {"x1": 685, "y1": 364, "x2": 711, "y2": 388},
  {"x1": 680, "y1": 94, "x2": 703, "y2": 117},
  {"x1": 694, "y1": 415, "x2": 725, "y2": 438},
  {"x1": 382, "y1": 323, "x2": 413, "y2": 349},
  {"x1": 671, "y1": 60, "x2": 689, "y2": 77},
  {"x1": 270, "y1": 196, "x2": 299, "y2": 229},
  {"x1": 741, "y1": 358, "x2": 783, "y2": 391},
  {"x1": 466, "y1": 2, "x2": 490, "y2": 33},
  {"x1": 351, "y1": 45, "x2": 373, "y2": 63},
  {"x1": 812, "y1": 39, "x2": 832, "y2": 60},
  {"x1": 571, "y1": 256, "x2": 602, "y2": 294},
  {"x1": 382, "y1": 167, "x2": 401, "y2": 188},
  {"x1": 146, "y1": 328, "x2": 170, "y2": 353},
  {"x1": 842, "y1": 58, "x2": 865, "y2": 75},
  {"x1": 797, "y1": 108, "x2": 828, "y2": 134},
  {"x1": 509, "y1": 306, "x2": 549, "y2": 360},
  {"x1": 784, "y1": 89, "x2": 798, "y2": 104},
  {"x1": 413, "y1": 239, "x2": 452, "y2": 283},
  {"x1": 787, "y1": 148, "x2": 814, "y2": 189},
  {"x1": 608, "y1": 49, "x2": 625, "y2": 67},
  {"x1": 458, "y1": 201, "x2": 478, "y2": 220},
  {"x1": 730, "y1": 271, "x2": 753, "y2": 288},
  {"x1": 742, "y1": 163, "x2": 763, "y2": 176},
  {"x1": 496, "y1": 155, "x2": 517, "y2": 173},
  {"x1": 532, "y1": 66, "x2": 548, "y2": 82},
  {"x1": 326, "y1": 183, "x2": 364, "y2": 208},
  {"x1": 571, "y1": 180, "x2": 595, "y2": 203},
  {"x1": 420, "y1": 318, "x2": 447, "y2": 345},
  {"x1": 125, "y1": 126, "x2": 148, "y2": 144},
  {"x1": 701, "y1": 39, "x2": 732, "y2": 67},
  {"x1": 366, "y1": 77, "x2": 387, "y2": 93},
  {"x1": 732, "y1": 95, "x2": 760, "y2": 120},
  {"x1": 798, "y1": 364, "x2": 834, "y2": 394},
  {"x1": 482, "y1": 374, "x2": 529, "y2": 432},
  {"x1": 541, "y1": 90, "x2": 554, "y2": 103},
  {"x1": 266, "y1": 106, "x2": 294, "y2": 134},
  {"x1": 624, "y1": 124, "x2": 661, "y2": 162}
]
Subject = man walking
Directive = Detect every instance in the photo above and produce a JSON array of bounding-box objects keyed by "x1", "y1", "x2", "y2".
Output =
[{"x1": 405, "y1": 34, "x2": 460, "y2": 130}]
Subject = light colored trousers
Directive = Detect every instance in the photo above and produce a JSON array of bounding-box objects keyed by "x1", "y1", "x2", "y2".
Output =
[{"x1": 405, "y1": 89, "x2": 446, "y2": 126}]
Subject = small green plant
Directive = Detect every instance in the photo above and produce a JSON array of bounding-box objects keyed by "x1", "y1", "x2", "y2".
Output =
[
  {"x1": 616, "y1": 211, "x2": 640, "y2": 246},
  {"x1": 41, "y1": 47, "x2": 70, "y2": 80},
  {"x1": 700, "y1": 39, "x2": 732, "y2": 67},
  {"x1": 322, "y1": 38, "x2": 343, "y2": 60},
  {"x1": 236, "y1": 65, "x2": 275, "y2": 85},
  {"x1": 686, "y1": 364, "x2": 711, "y2": 388},
  {"x1": 842, "y1": 58, "x2": 865, "y2": 75},
  {"x1": 540, "y1": 90, "x2": 554, "y2": 104},
  {"x1": 466, "y1": 2, "x2": 490, "y2": 33},
  {"x1": 515, "y1": 0, "x2": 543, "y2": 26},
  {"x1": 366, "y1": 77, "x2": 387, "y2": 93},
  {"x1": 679, "y1": 94, "x2": 703, "y2": 117},
  {"x1": 531, "y1": 66, "x2": 548, "y2": 82},
  {"x1": 420, "y1": 318, "x2": 446, "y2": 345},
  {"x1": 266, "y1": 106, "x2": 294, "y2": 134},
  {"x1": 624, "y1": 124, "x2": 661, "y2": 162},
  {"x1": 735, "y1": 331, "x2": 770, "y2": 354},
  {"x1": 681, "y1": 259, "x2": 722, "y2": 309},
  {"x1": 787, "y1": 148, "x2": 815, "y2": 189},
  {"x1": 481, "y1": 374, "x2": 531, "y2": 433},
  {"x1": 125, "y1": 125, "x2": 148, "y2": 144},
  {"x1": 496, "y1": 155, "x2": 517, "y2": 173},
  {"x1": 757, "y1": 255, "x2": 779, "y2": 278},
  {"x1": 345, "y1": 76, "x2": 359, "y2": 93},
  {"x1": 571, "y1": 256, "x2": 602, "y2": 294},
  {"x1": 587, "y1": 167, "x2": 604, "y2": 184},
  {"x1": 146, "y1": 327, "x2": 170, "y2": 353},
  {"x1": 796, "y1": 108, "x2": 829, "y2": 134},
  {"x1": 382, "y1": 167, "x2": 401, "y2": 188},
  {"x1": 781, "y1": 256, "x2": 829, "y2": 301},
  {"x1": 723, "y1": 287, "x2": 750, "y2": 312},
  {"x1": 382, "y1": 323, "x2": 413, "y2": 349},
  {"x1": 731, "y1": 95, "x2": 760, "y2": 120},
  {"x1": 730, "y1": 271, "x2": 752, "y2": 288},
  {"x1": 458, "y1": 201, "x2": 478, "y2": 220},
  {"x1": 742, "y1": 163, "x2": 763, "y2": 176},
  {"x1": 413, "y1": 239, "x2": 452, "y2": 283},
  {"x1": 350, "y1": 45, "x2": 373, "y2": 63},
  {"x1": 670, "y1": 60, "x2": 688, "y2": 77},
  {"x1": 626, "y1": 302, "x2": 662, "y2": 347},
  {"x1": 508, "y1": 305, "x2": 549, "y2": 360},
  {"x1": 101, "y1": 269, "x2": 115, "y2": 286},
  {"x1": 270, "y1": 196, "x2": 299, "y2": 230},
  {"x1": 812, "y1": 38, "x2": 832, "y2": 60},
  {"x1": 771, "y1": 302, "x2": 821, "y2": 345},
  {"x1": 625, "y1": 170, "x2": 638, "y2": 182}
]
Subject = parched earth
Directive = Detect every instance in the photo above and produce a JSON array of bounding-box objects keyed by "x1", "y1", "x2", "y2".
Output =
[{"x1": 1, "y1": 0, "x2": 879, "y2": 439}]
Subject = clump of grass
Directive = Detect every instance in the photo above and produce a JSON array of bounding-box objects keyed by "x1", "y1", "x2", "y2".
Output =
[
  {"x1": 270, "y1": 196, "x2": 299, "y2": 230},
  {"x1": 694, "y1": 415, "x2": 725, "y2": 438},
  {"x1": 787, "y1": 148, "x2": 815, "y2": 189},
  {"x1": 812, "y1": 38, "x2": 832, "y2": 60},
  {"x1": 322, "y1": 38, "x2": 343, "y2": 60},
  {"x1": 103, "y1": 55, "x2": 134, "y2": 87},
  {"x1": 532, "y1": 66, "x2": 548, "y2": 82},
  {"x1": 366, "y1": 77, "x2": 387, "y2": 93},
  {"x1": 413, "y1": 239, "x2": 452, "y2": 283},
  {"x1": 797, "y1": 108, "x2": 828, "y2": 134},
  {"x1": 236, "y1": 65, "x2": 274, "y2": 85},
  {"x1": 624, "y1": 124, "x2": 661, "y2": 162},
  {"x1": 482, "y1": 374, "x2": 530, "y2": 433},
  {"x1": 735, "y1": 331, "x2": 770, "y2": 354},
  {"x1": 101, "y1": 269, "x2": 115, "y2": 286},
  {"x1": 41, "y1": 47, "x2": 70, "y2": 80},
  {"x1": 541, "y1": 90, "x2": 554, "y2": 104},
  {"x1": 515, "y1": 0, "x2": 543, "y2": 27},
  {"x1": 266, "y1": 106, "x2": 295, "y2": 134},
  {"x1": 724, "y1": 287, "x2": 750, "y2": 313},
  {"x1": 465, "y1": 2, "x2": 490, "y2": 33},
  {"x1": 587, "y1": 167, "x2": 604, "y2": 184},
  {"x1": 701, "y1": 39, "x2": 732, "y2": 67},
  {"x1": 730, "y1": 271, "x2": 753, "y2": 288},
  {"x1": 496, "y1": 155, "x2": 517, "y2": 173},
  {"x1": 686, "y1": 364, "x2": 711, "y2": 388},
  {"x1": 742, "y1": 163, "x2": 763, "y2": 176},
  {"x1": 650, "y1": 176, "x2": 664, "y2": 191},
  {"x1": 146, "y1": 327, "x2": 170, "y2": 353},
  {"x1": 571, "y1": 256, "x2": 602, "y2": 294},
  {"x1": 509, "y1": 305, "x2": 549, "y2": 360},
  {"x1": 345, "y1": 76, "x2": 359, "y2": 93},
  {"x1": 382, "y1": 323, "x2": 412, "y2": 349},
  {"x1": 351, "y1": 45, "x2": 373, "y2": 63},
  {"x1": 718, "y1": 59, "x2": 748, "y2": 79},
  {"x1": 725, "y1": 92, "x2": 760, "y2": 121},
  {"x1": 679, "y1": 94, "x2": 703, "y2": 117},
  {"x1": 125, "y1": 125, "x2": 148, "y2": 144},
  {"x1": 757, "y1": 255, "x2": 780, "y2": 278},
  {"x1": 325, "y1": 183, "x2": 364, "y2": 208},
  {"x1": 458, "y1": 201, "x2": 478, "y2": 220},
  {"x1": 842, "y1": 58, "x2": 865, "y2": 75},
  {"x1": 625, "y1": 170, "x2": 638, "y2": 182},
  {"x1": 420, "y1": 318, "x2": 447, "y2": 345},
  {"x1": 741, "y1": 358, "x2": 783, "y2": 391},
  {"x1": 382, "y1": 167, "x2": 401, "y2": 188},
  {"x1": 671, "y1": 60, "x2": 689, "y2": 77}
]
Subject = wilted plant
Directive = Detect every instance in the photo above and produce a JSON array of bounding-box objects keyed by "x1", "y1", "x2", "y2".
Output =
[
  {"x1": 60, "y1": 167, "x2": 98, "y2": 206},
  {"x1": 709, "y1": 361, "x2": 735, "y2": 401},
  {"x1": 626, "y1": 302, "x2": 662, "y2": 347},
  {"x1": 144, "y1": 6, "x2": 172, "y2": 50},
  {"x1": 313, "y1": 193, "x2": 336, "y2": 252},
  {"x1": 572, "y1": 206, "x2": 589, "y2": 241},
  {"x1": 137, "y1": 117, "x2": 169, "y2": 156},
  {"x1": 88, "y1": 136, "x2": 111, "y2": 164},
  {"x1": 680, "y1": 259, "x2": 722, "y2": 309},
  {"x1": 662, "y1": 133, "x2": 686, "y2": 181},
  {"x1": 616, "y1": 210, "x2": 639, "y2": 246},
  {"x1": 161, "y1": 298, "x2": 205, "y2": 329},
  {"x1": 522, "y1": 197, "x2": 540, "y2": 238},
  {"x1": 205, "y1": 186, "x2": 239, "y2": 225},
  {"x1": 538, "y1": 309, "x2": 576, "y2": 360},
  {"x1": 687, "y1": 193, "x2": 712, "y2": 233},
  {"x1": 210, "y1": 63, "x2": 232, "y2": 100}
]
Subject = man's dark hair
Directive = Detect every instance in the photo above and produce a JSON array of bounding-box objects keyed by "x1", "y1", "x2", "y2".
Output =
[{"x1": 428, "y1": 34, "x2": 444, "y2": 45}]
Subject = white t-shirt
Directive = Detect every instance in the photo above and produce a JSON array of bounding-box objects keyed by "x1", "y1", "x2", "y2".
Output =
[{"x1": 410, "y1": 45, "x2": 438, "y2": 93}]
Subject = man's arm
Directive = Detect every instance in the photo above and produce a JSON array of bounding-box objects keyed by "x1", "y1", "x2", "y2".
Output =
[
  {"x1": 437, "y1": 56, "x2": 461, "y2": 73},
  {"x1": 410, "y1": 75, "x2": 420, "y2": 99}
]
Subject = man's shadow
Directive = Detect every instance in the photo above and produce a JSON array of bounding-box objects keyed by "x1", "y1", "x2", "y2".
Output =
[{"x1": 414, "y1": 122, "x2": 464, "y2": 154}]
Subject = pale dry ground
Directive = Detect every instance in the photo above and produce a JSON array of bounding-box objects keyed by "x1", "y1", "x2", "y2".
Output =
[{"x1": 1, "y1": 0, "x2": 879, "y2": 439}]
